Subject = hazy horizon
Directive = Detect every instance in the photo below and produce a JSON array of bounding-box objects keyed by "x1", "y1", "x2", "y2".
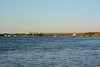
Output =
[{"x1": 0, "y1": 0, "x2": 100, "y2": 33}]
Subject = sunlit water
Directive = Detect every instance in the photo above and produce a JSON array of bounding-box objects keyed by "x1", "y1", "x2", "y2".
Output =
[{"x1": 0, "y1": 36, "x2": 100, "y2": 67}]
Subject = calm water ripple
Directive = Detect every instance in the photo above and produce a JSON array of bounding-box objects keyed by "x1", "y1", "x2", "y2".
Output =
[{"x1": 0, "y1": 36, "x2": 100, "y2": 67}]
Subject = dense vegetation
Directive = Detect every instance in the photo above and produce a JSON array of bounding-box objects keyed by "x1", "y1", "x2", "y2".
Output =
[{"x1": 0, "y1": 32, "x2": 100, "y2": 37}]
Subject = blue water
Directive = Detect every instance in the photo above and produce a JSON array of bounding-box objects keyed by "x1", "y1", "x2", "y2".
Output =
[{"x1": 0, "y1": 36, "x2": 100, "y2": 67}]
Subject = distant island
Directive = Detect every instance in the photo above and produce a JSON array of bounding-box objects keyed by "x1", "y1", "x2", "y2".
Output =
[{"x1": 0, "y1": 32, "x2": 100, "y2": 37}]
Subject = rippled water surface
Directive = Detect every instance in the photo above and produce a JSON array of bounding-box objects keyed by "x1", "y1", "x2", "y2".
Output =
[{"x1": 0, "y1": 36, "x2": 100, "y2": 67}]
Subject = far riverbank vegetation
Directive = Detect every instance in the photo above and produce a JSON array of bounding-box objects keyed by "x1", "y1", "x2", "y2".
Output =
[{"x1": 0, "y1": 32, "x2": 100, "y2": 37}]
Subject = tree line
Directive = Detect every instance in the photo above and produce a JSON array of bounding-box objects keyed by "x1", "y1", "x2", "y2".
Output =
[{"x1": 0, "y1": 32, "x2": 100, "y2": 37}]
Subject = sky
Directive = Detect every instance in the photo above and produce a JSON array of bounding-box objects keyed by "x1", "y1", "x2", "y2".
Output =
[{"x1": 0, "y1": 0, "x2": 100, "y2": 33}]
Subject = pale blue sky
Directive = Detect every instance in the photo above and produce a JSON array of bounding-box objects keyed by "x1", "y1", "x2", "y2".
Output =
[{"x1": 0, "y1": 0, "x2": 100, "y2": 33}]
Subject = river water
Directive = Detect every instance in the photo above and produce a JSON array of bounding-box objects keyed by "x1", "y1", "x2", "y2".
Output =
[{"x1": 0, "y1": 36, "x2": 100, "y2": 67}]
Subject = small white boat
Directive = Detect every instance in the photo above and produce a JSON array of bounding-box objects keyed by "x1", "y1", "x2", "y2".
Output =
[{"x1": 54, "y1": 35, "x2": 57, "y2": 37}]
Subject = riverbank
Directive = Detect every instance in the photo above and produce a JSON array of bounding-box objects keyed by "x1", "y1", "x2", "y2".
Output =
[{"x1": 0, "y1": 32, "x2": 100, "y2": 37}]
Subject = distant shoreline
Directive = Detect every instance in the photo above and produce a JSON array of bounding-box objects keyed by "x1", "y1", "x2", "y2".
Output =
[{"x1": 0, "y1": 32, "x2": 100, "y2": 37}]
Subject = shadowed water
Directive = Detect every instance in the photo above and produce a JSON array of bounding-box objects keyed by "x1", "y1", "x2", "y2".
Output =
[{"x1": 0, "y1": 36, "x2": 100, "y2": 67}]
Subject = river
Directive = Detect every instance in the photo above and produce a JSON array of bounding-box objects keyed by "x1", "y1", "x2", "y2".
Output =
[{"x1": 0, "y1": 36, "x2": 100, "y2": 67}]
